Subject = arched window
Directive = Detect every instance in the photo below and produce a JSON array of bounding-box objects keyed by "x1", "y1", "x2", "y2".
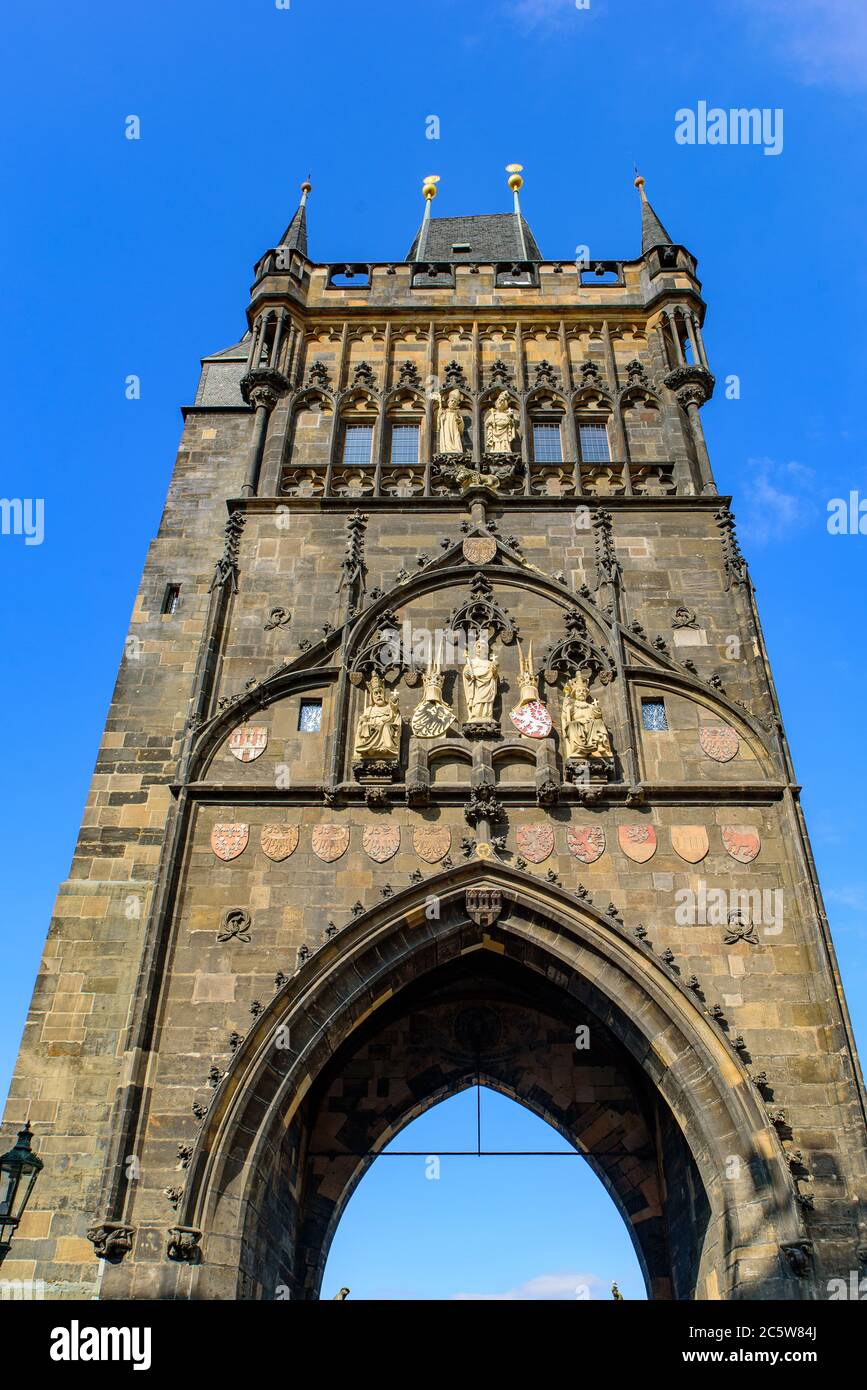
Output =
[
  {"x1": 342, "y1": 423, "x2": 374, "y2": 466},
  {"x1": 577, "y1": 420, "x2": 611, "y2": 463}
]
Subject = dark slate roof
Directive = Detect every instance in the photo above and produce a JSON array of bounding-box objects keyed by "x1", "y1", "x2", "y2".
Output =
[
  {"x1": 277, "y1": 202, "x2": 309, "y2": 257},
  {"x1": 405, "y1": 212, "x2": 543, "y2": 263},
  {"x1": 640, "y1": 193, "x2": 674, "y2": 253}
]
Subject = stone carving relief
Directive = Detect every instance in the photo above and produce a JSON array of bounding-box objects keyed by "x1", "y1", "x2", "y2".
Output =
[
  {"x1": 462, "y1": 635, "x2": 500, "y2": 735},
  {"x1": 561, "y1": 670, "x2": 614, "y2": 778},
  {"x1": 509, "y1": 641, "x2": 552, "y2": 739},
  {"x1": 352, "y1": 674, "x2": 402, "y2": 777},
  {"x1": 411, "y1": 646, "x2": 457, "y2": 738},
  {"x1": 484, "y1": 391, "x2": 519, "y2": 455},
  {"x1": 432, "y1": 388, "x2": 467, "y2": 455}
]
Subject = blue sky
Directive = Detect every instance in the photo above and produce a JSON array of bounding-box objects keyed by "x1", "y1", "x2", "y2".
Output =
[{"x1": 2, "y1": 0, "x2": 866, "y2": 1298}]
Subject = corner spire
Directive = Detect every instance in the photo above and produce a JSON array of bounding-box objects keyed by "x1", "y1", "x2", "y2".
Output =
[
  {"x1": 277, "y1": 177, "x2": 312, "y2": 258},
  {"x1": 634, "y1": 172, "x2": 674, "y2": 254},
  {"x1": 412, "y1": 174, "x2": 440, "y2": 262},
  {"x1": 506, "y1": 164, "x2": 528, "y2": 260}
]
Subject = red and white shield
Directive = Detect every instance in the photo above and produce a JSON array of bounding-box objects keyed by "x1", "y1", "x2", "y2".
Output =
[
  {"x1": 362, "y1": 825, "x2": 401, "y2": 863},
  {"x1": 211, "y1": 823, "x2": 249, "y2": 861},
  {"x1": 617, "y1": 825, "x2": 657, "y2": 863},
  {"x1": 722, "y1": 826, "x2": 761, "y2": 864},
  {"x1": 509, "y1": 700, "x2": 553, "y2": 739},
  {"x1": 566, "y1": 825, "x2": 606, "y2": 864},
  {"x1": 699, "y1": 725, "x2": 739, "y2": 763},
  {"x1": 517, "y1": 825, "x2": 555, "y2": 863},
  {"x1": 413, "y1": 826, "x2": 451, "y2": 864},
  {"x1": 311, "y1": 823, "x2": 350, "y2": 862},
  {"x1": 260, "y1": 824, "x2": 299, "y2": 862},
  {"x1": 229, "y1": 726, "x2": 268, "y2": 763}
]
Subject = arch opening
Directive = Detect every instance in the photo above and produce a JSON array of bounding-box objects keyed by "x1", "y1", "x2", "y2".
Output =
[
  {"x1": 321, "y1": 1085, "x2": 647, "y2": 1300},
  {"x1": 179, "y1": 868, "x2": 804, "y2": 1302}
]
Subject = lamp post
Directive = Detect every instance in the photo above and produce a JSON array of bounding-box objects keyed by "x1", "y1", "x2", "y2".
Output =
[{"x1": 0, "y1": 1123, "x2": 43, "y2": 1259}]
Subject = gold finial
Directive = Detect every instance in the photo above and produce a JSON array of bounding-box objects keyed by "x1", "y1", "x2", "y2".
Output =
[
  {"x1": 506, "y1": 162, "x2": 524, "y2": 192},
  {"x1": 422, "y1": 174, "x2": 440, "y2": 201},
  {"x1": 633, "y1": 170, "x2": 647, "y2": 200}
]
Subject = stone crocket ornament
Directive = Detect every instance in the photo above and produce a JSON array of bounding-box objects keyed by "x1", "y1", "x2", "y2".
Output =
[
  {"x1": 352, "y1": 674, "x2": 402, "y2": 771},
  {"x1": 411, "y1": 644, "x2": 456, "y2": 738},
  {"x1": 561, "y1": 670, "x2": 614, "y2": 767},
  {"x1": 462, "y1": 632, "x2": 500, "y2": 734},
  {"x1": 509, "y1": 641, "x2": 552, "y2": 738}
]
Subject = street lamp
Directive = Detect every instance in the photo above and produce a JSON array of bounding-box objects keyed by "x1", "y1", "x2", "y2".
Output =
[{"x1": 0, "y1": 1123, "x2": 43, "y2": 1258}]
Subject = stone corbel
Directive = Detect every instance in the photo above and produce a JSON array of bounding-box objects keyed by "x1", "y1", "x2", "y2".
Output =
[
  {"x1": 535, "y1": 743, "x2": 560, "y2": 806},
  {"x1": 167, "y1": 1225, "x2": 203, "y2": 1264},
  {"x1": 86, "y1": 1221, "x2": 136, "y2": 1263}
]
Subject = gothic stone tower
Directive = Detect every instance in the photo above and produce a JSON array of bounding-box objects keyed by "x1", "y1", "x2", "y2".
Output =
[{"x1": 4, "y1": 171, "x2": 866, "y2": 1301}]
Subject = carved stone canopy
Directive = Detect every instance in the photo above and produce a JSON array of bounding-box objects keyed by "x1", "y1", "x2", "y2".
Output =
[
  {"x1": 449, "y1": 572, "x2": 517, "y2": 644},
  {"x1": 348, "y1": 611, "x2": 408, "y2": 685},
  {"x1": 542, "y1": 608, "x2": 615, "y2": 687}
]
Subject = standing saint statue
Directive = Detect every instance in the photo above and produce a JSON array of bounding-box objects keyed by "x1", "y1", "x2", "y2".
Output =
[
  {"x1": 353, "y1": 675, "x2": 402, "y2": 765},
  {"x1": 484, "y1": 392, "x2": 519, "y2": 455},
  {"x1": 462, "y1": 634, "x2": 500, "y2": 730},
  {"x1": 561, "y1": 670, "x2": 613, "y2": 762},
  {"x1": 432, "y1": 389, "x2": 466, "y2": 455}
]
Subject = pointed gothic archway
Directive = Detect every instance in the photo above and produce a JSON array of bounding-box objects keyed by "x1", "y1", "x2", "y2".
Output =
[
  {"x1": 158, "y1": 863, "x2": 808, "y2": 1302},
  {"x1": 320, "y1": 1085, "x2": 648, "y2": 1300}
]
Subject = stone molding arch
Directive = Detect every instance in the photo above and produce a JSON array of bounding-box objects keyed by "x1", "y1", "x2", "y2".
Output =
[
  {"x1": 174, "y1": 862, "x2": 806, "y2": 1300},
  {"x1": 626, "y1": 665, "x2": 780, "y2": 778}
]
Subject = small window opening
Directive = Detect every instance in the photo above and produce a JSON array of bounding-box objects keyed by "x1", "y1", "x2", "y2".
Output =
[
  {"x1": 161, "y1": 584, "x2": 181, "y2": 616},
  {"x1": 641, "y1": 698, "x2": 668, "y2": 732},
  {"x1": 299, "y1": 699, "x2": 323, "y2": 733}
]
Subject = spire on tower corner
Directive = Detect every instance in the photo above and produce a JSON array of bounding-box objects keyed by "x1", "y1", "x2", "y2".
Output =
[
  {"x1": 276, "y1": 178, "x2": 312, "y2": 258},
  {"x1": 413, "y1": 174, "x2": 440, "y2": 261},
  {"x1": 506, "y1": 164, "x2": 528, "y2": 260},
  {"x1": 634, "y1": 171, "x2": 675, "y2": 255}
]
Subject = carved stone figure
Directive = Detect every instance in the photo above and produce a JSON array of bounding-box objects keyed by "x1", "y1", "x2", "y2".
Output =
[
  {"x1": 561, "y1": 670, "x2": 613, "y2": 762},
  {"x1": 484, "y1": 391, "x2": 519, "y2": 454},
  {"x1": 411, "y1": 646, "x2": 457, "y2": 738},
  {"x1": 352, "y1": 675, "x2": 402, "y2": 765},
  {"x1": 462, "y1": 634, "x2": 499, "y2": 731},
  {"x1": 433, "y1": 388, "x2": 466, "y2": 455}
]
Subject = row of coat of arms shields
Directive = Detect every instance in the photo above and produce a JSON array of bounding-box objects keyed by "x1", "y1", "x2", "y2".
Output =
[
  {"x1": 225, "y1": 719, "x2": 743, "y2": 764},
  {"x1": 210, "y1": 821, "x2": 762, "y2": 865}
]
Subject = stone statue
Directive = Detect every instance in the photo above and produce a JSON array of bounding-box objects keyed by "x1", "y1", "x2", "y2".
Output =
[
  {"x1": 484, "y1": 391, "x2": 519, "y2": 455},
  {"x1": 432, "y1": 388, "x2": 466, "y2": 455},
  {"x1": 561, "y1": 670, "x2": 613, "y2": 762},
  {"x1": 462, "y1": 634, "x2": 499, "y2": 730},
  {"x1": 509, "y1": 641, "x2": 552, "y2": 738},
  {"x1": 353, "y1": 675, "x2": 402, "y2": 764},
  {"x1": 411, "y1": 644, "x2": 457, "y2": 738}
]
